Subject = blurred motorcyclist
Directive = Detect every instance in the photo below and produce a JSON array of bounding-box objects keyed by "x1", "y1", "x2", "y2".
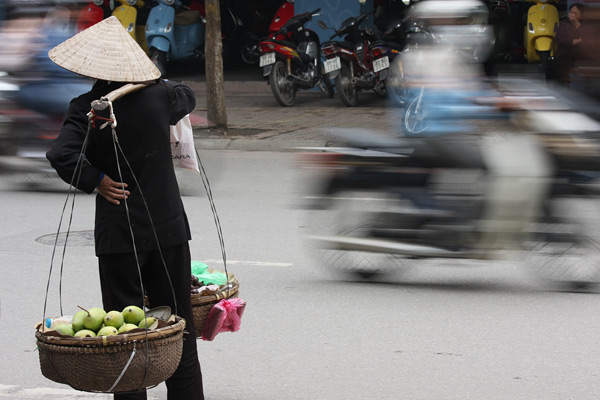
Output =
[
  {"x1": 392, "y1": 0, "x2": 553, "y2": 249},
  {"x1": 12, "y1": 6, "x2": 91, "y2": 117}
]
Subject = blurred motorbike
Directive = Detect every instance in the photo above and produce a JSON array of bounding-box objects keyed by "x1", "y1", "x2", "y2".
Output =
[
  {"x1": 299, "y1": 80, "x2": 600, "y2": 289},
  {"x1": 0, "y1": 73, "x2": 66, "y2": 184}
]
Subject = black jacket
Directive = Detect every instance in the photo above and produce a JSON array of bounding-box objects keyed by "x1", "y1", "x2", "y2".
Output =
[{"x1": 47, "y1": 79, "x2": 195, "y2": 256}]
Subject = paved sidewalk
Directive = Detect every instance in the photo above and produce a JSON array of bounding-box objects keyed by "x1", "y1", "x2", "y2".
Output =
[
  {"x1": 184, "y1": 79, "x2": 396, "y2": 151},
  {"x1": 183, "y1": 80, "x2": 513, "y2": 152}
]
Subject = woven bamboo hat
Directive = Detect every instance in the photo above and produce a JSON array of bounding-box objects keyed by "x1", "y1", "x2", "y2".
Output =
[{"x1": 48, "y1": 16, "x2": 160, "y2": 83}]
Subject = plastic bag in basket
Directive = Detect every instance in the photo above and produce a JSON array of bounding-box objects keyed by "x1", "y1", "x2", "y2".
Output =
[{"x1": 201, "y1": 298, "x2": 246, "y2": 341}]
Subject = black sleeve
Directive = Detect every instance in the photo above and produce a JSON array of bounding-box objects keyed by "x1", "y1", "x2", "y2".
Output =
[
  {"x1": 46, "y1": 97, "x2": 103, "y2": 194},
  {"x1": 164, "y1": 79, "x2": 196, "y2": 125}
]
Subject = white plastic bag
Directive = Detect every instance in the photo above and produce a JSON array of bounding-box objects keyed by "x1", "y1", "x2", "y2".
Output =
[{"x1": 170, "y1": 114, "x2": 199, "y2": 173}]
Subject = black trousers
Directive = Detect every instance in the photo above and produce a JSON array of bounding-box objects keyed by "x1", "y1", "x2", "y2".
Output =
[{"x1": 98, "y1": 242, "x2": 204, "y2": 400}]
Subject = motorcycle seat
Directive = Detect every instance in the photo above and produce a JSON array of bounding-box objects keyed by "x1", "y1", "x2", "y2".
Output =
[
  {"x1": 174, "y1": 10, "x2": 202, "y2": 26},
  {"x1": 321, "y1": 40, "x2": 355, "y2": 50},
  {"x1": 263, "y1": 39, "x2": 297, "y2": 49},
  {"x1": 369, "y1": 40, "x2": 404, "y2": 51}
]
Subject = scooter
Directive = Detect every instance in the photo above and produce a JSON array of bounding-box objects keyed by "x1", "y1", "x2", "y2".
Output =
[
  {"x1": 145, "y1": 0, "x2": 205, "y2": 77},
  {"x1": 319, "y1": 10, "x2": 383, "y2": 107},
  {"x1": 300, "y1": 86, "x2": 600, "y2": 288},
  {"x1": 77, "y1": 0, "x2": 110, "y2": 32},
  {"x1": 112, "y1": 0, "x2": 152, "y2": 54},
  {"x1": 257, "y1": 8, "x2": 334, "y2": 107},
  {"x1": 523, "y1": 0, "x2": 559, "y2": 76}
]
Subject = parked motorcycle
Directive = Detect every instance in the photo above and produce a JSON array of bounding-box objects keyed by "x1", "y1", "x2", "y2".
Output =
[
  {"x1": 145, "y1": 0, "x2": 205, "y2": 76},
  {"x1": 241, "y1": 0, "x2": 294, "y2": 65},
  {"x1": 257, "y1": 8, "x2": 334, "y2": 107},
  {"x1": 112, "y1": 0, "x2": 153, "y2": 54},
  {"x1": 319, "y1": 10, "x2": 387, "y2": 107},
  {"x1": 300, "y1": 83, "x2": 600, "y2": 289},
  {"x1": 524, "y1": 0, "x2": 559, "y2": 76}
]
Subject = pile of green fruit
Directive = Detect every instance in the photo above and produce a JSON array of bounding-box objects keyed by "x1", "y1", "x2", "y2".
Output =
[{"x1": 52, "y1": 305, "x2": 159, "y2": 338}]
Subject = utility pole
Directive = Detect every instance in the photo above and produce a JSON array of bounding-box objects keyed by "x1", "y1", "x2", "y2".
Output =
[{"x1": 205, "y1": 0, "x2": 228, "y2": 131}]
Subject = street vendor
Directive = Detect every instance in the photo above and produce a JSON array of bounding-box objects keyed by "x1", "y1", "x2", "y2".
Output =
[{"x1": 45, "y1": 16, "x2": 204, "y2": 400}]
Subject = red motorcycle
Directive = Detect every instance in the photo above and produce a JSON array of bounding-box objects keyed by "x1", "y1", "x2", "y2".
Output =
[
  {"x1": 241, "y1": 0, "x2": 294, "y2": 65},
  {"x1": 319, "y1": 10, "x2": 386, "y2": 107},
  {"x1": 257, "y1": 8, "x2": 334, "y2": 107}
]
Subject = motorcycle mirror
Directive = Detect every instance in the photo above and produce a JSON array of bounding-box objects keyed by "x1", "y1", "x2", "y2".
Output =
[{"x1": 318, "y1": 20, "x2": 328, "y2": 29}]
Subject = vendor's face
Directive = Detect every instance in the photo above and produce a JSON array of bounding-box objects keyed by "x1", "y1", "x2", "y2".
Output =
[{"x1": 569, "y1": 6, "x2": 582, "y2": 24}]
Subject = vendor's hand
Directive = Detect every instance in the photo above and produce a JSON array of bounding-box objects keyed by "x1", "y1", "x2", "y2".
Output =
[{"x1": 97, "y1": 175, "x2": 130, "y2": 205}]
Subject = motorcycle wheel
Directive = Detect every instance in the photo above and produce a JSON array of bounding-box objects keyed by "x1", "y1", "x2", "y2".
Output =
[
  {"x1": 525, "y1": 232, "x2": 600, "y2": 290},
  {"x1": 305, "y1": 189, "x2": 407, "y2": 280},
  {"x1": 150, "y1": 49, "x2": 167, "y2": 78},
  {"x1": 538, "y1": 50, "x2": 551, "y2": 78},
  {"x1": 316, "y1": 77, "x2": 335, "y2": 98},
  {"x1": 335, "y1": 62, "x2": 358, "y2": 107},
  {"x1": 240, "y1": 40, "x2": 260, "y2": 65},
  {"x1": 402, "y1": 92, "x2": 430, "y2": 136},
  {"x1": 269, "y1": 60, "x2": 296, "y2": 107}
]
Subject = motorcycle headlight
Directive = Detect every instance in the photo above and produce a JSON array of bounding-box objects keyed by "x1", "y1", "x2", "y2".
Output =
[
  {"x1": 126, "y1": 0, "x2": 137, "y2": 5},
  {"x1": 164, "y1": 0, "x2": 175, "y2": 5},
  {"x1": 93, "y1": 0, "x2": 104, "y2": 5}
]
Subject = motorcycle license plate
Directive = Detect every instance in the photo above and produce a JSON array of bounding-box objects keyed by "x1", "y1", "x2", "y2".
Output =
[
  {"x1": 373, "y1": 56, "x2": 390, "y2": 73},
  {"x1": 323, "y1": 57, "x2": 341, "y2": 74},
  {"x1": 259, "y1": 52, "x2": 276, "y2": 67}
]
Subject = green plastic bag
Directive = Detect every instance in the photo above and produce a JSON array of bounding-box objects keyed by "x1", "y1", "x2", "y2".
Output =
[{"x1": 191, "y1": 261, "x2": 228, "y2": 286}]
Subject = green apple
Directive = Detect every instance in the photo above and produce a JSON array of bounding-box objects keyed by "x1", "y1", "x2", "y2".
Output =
[
  {"x1": 104, "y1": 310, "x2": 124, "y2": 329},
  {"x1": 74, "y1": 329, "x2": 96, "y2": 338},
  {"x1": 122, "y1": 305, "x2": 145, "y2": 325},
  {"x1": 138, "y1": 317, "x2": 157, "y2": 330},
  {"x1": 96, "y1": 326, "x2": 118, "y2": 336},
  {"x1": 72, "y1": 310, "x2": 87, "y2": 332},
  {"x1": 117, "y1": 323, "x2": 138, "y2": 333},
  {"x1": 54, "y1": 323, "x2": 74, "y2": 336}
]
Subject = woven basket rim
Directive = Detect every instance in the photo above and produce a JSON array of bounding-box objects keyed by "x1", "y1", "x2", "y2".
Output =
[
  {"x1": 191, "y1": 278, "x2": 240, "y2": 306},
  {"x1": 35, "y1": 318, "x2": 186, "y2": 347}
]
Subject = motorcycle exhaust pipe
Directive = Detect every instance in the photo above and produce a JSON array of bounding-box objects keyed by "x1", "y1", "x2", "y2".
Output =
[
  {"x1": 288, "y1": 74, "x2": 313, "y2": 89},
  {"x1": 351, "y1": 77, "x2": 373, "y2": 89}
]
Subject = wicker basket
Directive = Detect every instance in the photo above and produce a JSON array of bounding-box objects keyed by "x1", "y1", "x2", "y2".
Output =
[
  {"x1": 35, "y1": 318, "x2": 185, "y2": 393},
  {"x1": 191, "y1": 276, "x2": 240, "y2": 337}
]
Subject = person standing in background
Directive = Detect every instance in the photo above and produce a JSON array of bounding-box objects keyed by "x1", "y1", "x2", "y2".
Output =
[{"x1": 554, "y1": 3, "x2": 586, "y2": 84}]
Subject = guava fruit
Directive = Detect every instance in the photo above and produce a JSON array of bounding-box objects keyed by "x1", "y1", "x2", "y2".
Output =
[
  {"x1": 78, "y1": 306, "x2": 106, "y2": 332},
  {"x1": 104, "y1": 310, "x2": 124, "y2": 329},
  {"x1": 55, "y1": 323, "x2": 75, "y2": 336},
  {"x1": 138, "y1": 317, "x2": 157, "y2": 329},
  {"x1": 72, "y1": 310, "x2": 87, "y2": 332},
  {"x1": 74, "y1": 329, "x2": 96, "y2": 338},
  {"x1": 97, "y1": 326, "x2": 118, "y2": 336},
  {"x1": 122, "y1": 305, "x2": 145, "y2": 325},
  {"x1": 117, "y1": 323, "x2": 139, "y2": 333}
]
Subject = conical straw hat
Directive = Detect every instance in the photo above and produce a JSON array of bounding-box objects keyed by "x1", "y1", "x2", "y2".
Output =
[{"x1": 48, "y1": 16, "x2": 160, "y2": 83}]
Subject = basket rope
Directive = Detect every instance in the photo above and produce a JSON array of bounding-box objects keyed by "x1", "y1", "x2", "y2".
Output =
[{"x1": 195, "y1": 146, "x2": 230, "y2": 295}]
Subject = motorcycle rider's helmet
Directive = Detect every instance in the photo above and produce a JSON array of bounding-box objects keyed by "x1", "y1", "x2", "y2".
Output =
[{"x1": 406, "y1": 0, "x2": 493, "y2": 62}]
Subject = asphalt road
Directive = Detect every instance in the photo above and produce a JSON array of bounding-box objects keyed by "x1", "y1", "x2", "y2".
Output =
[{"x1": 2, "y1": 150, "x2": 600, "y2": 400}]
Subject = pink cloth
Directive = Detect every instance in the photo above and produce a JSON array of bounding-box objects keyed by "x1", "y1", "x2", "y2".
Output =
[{"x1": 201, "y1": 298, "x2": 246, "y2": 341}]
